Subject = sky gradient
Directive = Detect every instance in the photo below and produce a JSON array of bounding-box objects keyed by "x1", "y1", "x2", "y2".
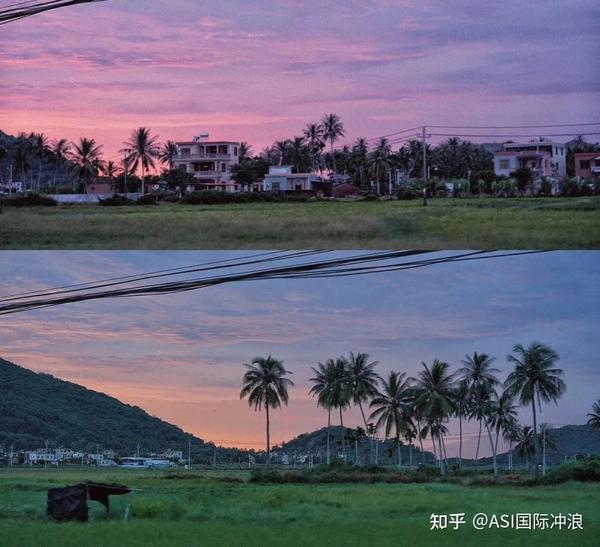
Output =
[
  {"x1": 0, "y1": 250, "x2": 598, "y2": 457},
  {"x1": 1, "y1": 0, "x2": 600, "y2": 161}
]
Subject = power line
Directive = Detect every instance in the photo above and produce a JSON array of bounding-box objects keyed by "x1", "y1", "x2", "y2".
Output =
[
  {"x1": 428, "y1": 122, "x2": 600, "y2": 129},
  {"x1": 0, "y1": 0, "x2": 105, "y2": 25},
  {"x1": 0, "y1": 250, "x2": 548, "y2": 316},
  {"x1": 429, "y1": 132, "x2": 600, "y2": 138}
]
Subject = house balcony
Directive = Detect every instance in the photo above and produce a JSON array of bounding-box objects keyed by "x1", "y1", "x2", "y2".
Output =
[{"x1": 176, "y1": 153, "x2": 233, "y2": 161}]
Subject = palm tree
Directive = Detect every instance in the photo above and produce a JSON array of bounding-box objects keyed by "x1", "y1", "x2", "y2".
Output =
[
  {"x1": 289, "y1": 136, "x2": 306, "y2": 173},
  {"x1": 309, "y1": 359, "x2": 338, "y2": 464},
  {"x1": 30, "y1": 132, "x2": 49, "y2": 191},
  {"x1": 273, "y1": 140, "x2": 289, "y2": 166},
  {"x1": 505, "y1": 342, "x2": 565, "y2": 471},
  {"x1": 302, "y1": 123, "x2": 324, "y2": 172},
  {"x1": 453, "y1": 380, "x2": 470, "y2": 469},
  {"x1": 122, "y1": 127, "x2": 160, "y2": 194},
  {"x1": 485, "y1": 390, "x2": 518, "y2": 476},
  {"x1": 103, "y1": 161, "x2": 119, "y2": 191},
  {"x1": 514, "y1": 425, "x2": 535, "y2": 471},
  {"x1": 238, "y1": 142, "x2": 252, "y2": 162},
  {"x1": 369, "y1": 371, "x2": 414, "y2": 468},
  {"x1": 70, "y1": 137, "x2": 103, "y2": 193},
  {"x1": 331, "y1": 357, "x2": 352, "y2": 461},
  {"x1": 321, "y1": 113, "x2": 345, "y2": 174},
  {"x1": 504, "y1": 421, "x2": 521, "y2": 471},
  {"x1": 240, "y1": 356, "x2": 294, "y2": 467},
  {"x1": 369, "y1": 137, "x2": 392, "y2": 194},
  {"x1": 458, "y1": 352, "x2": 500, "y2": 463},
  {"x1": 346, "y1": 352, "x2": 380, "y2": 462},
  {"x1": 50, "y1": 138, "x2": 71, "y2": 188},
  {"x1": 587, "y1": 400, "x2": 600, "y2": 429},
  {"x1": 413, "y1": 359, "x2": 457, "y2": 474},
  {"x1": 158, "y1": 140, "x2": 179, "y2": 171}
]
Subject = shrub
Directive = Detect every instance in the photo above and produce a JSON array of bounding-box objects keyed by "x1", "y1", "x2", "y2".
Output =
[
  {"x1": 180, "y1": 190, "x2": 313, "y2": 205},
  {"x1": 332, "y1": 183, "x2": 361, "y2": 198},
  {"x1": 539, "y1": 457, "x2": 600, "y2": 484},
  {"x1": 98, "y1": 194, "x2": 133, "y2": 206},
  {"x1": 1, "y1": 193, "x2": 57, "y2": 207},
  {"x1": 137, "y1": 194, "x2": 158, "y2": 206}
]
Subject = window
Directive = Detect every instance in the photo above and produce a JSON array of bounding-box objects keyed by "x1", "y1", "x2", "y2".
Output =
[
  {"x1": 180, "y1": 148, "x2": 190, "y2": 156},
  {"x1": 499, "y1": 159, "x2": 510, "y2": 170},
  {"x1": 580, "y1": 160, "x2": 591, "y2": 169},
  {"x1": 295, "y1": 183, "x2": 303, "y2": 191},
  {"x1": 234, "y1": 147, "x2": 238, "y2": 156},
  {"x1": 272, "y1": 182, "x2": 280, "y2": 192},
  {"x1": 221, "y1": 163, "x2": 227, "y2": 172}
]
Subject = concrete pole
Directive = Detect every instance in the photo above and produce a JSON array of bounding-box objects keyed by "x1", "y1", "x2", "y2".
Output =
[{"x1": 421, "y1": 126, "x2": 428, "y2": 206}]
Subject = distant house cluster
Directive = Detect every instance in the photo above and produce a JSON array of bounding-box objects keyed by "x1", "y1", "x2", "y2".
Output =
[{"x1": 0, "y1": 446, "x2": 185, "y2": 467}]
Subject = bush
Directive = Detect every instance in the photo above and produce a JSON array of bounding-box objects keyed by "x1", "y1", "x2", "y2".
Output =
[
  {"x1": 1, "y1": 193, "x2": 57, "y2": 207},
  {"x1": 98, "y1": 194, "x2": 133, "y2": 206},
  {"x1": 538, "y1": 457, "x2": 600, "y2": 485},
  {"x1": 180, "y1": 191, "x2": 313, "y2": 205},
  {"x1": 137, "y1": 195, "x2": 157, "y2": 206}
]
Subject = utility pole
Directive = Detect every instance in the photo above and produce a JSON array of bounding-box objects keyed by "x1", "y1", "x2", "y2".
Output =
[
  {"x1": 542, "y1": 425, "x2": 546, "y2": 476},
  {"x1": 421, "y1": 125, "x2": 428, "y2": 206},
  {"x1": 188, "y1": 438, "x2": 192, "y2": 470},
  {"x1": 9, "y1": 443, "x2": 13, "y2": 467},
  {"x1": 45, "y1": 439, "x2": 48, "y2": 469}
]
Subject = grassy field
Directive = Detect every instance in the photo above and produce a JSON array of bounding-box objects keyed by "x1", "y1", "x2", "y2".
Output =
[
  {"x1": 1, "y1": 197, "x2": 599, "y2": 249},
  {"x1": 0, "y1": 468, "x2": 597, "y2": 546}
]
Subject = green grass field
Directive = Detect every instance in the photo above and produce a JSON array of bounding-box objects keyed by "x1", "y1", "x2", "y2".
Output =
[
  {"x1": 0, "y1": 468, "x2": 598, "y2": 546},
  {"x1": 1, "y1": 197, "x2": 599, "y2": 249}
]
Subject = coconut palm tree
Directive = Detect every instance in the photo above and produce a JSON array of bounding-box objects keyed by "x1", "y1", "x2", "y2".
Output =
[
  {"x1": 289, "y1": 136, "x2": 307, "y2": 173},
  {"x1": 240, "y1": 356, "x2": 294, "y2": 467},
  {"x1": 238, "y1": 142, "x2": 252, "y2": 162},
  {"x1": 458, "y1": 352, "x2": 500, "y2": 463},
  {"x1": 514, "y1": 425, "x2": 535, "y2": 471},
  {"x1": 505, "y1": 342, "x2": 565, "y2": 471},
  {"x1": 413, "y1": 359, "x2": 457, "y2": 474},
  {"x1": 587, "y1": 400, "x2": 600, "y2": 430},
  {"x1": 70, "y1": 137, "x2": 103, "y2": 193},
  {"x1": 485, "y1": 390, "x2": 518, "y2": 476},
  {"x1": 346, "y1": 352, "x2": 380, "y2": 462},
  {"x1": 30, "y1": 132, "x2": 49, "y2": 191},
  {"x1": 103, "y1": 161, "x2": 119, "y2": 191},
  {"x1": 504, "y1": 420, "x2": 521, "y2": 471},
  {"x1": 309, "y1": 359, "x2": 338, "y2": 464},
  {"x1": 302, "y1": 122, "x2": 324, "y2": 172},
  {"x1": 50, "y1": 138, "x2": 71, "y2": 188},
  {"x1": 122, "y1": 127, "x2": 160, "y2": 194},
  {"x1": 453, "y1": 380, "x2": 471, "y2": 469},
  {"x1": 369, "y1": 371, "x2": 414, "y2": 468},
  {"x1": 321, "y1": 113, "x2": 345, "y2": 174},
  {"x1": 273, "y1": 140, "x2": 289, "y2": 166},
  {"x1": 369, "y1": 137, "x2": 392, "y2": 194},
  {"x1": 331, "y1": 357, "x2": 352, "y2": 460},
  {"x1": 158, "y1": 140, "x2": 179, "y2": 171}
]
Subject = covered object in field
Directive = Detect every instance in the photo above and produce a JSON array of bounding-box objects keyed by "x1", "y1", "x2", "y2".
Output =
[{"x1": 47, "y1": 481, "x2": 131, "y2": 522}]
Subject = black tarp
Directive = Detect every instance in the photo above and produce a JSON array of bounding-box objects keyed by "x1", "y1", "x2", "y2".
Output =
[{"x1": 47, "y1": 482, "x2": 131, "y2": 522}]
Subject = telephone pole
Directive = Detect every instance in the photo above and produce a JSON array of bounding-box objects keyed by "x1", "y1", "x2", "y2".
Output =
[{"x1": 421, "y1": 125, "x2": 428, "y2": 206}]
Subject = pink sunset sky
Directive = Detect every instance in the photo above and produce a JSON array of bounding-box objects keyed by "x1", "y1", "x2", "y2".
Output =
[{"x1": 1, "y1": 0, "x2": 599, "y2": 160}]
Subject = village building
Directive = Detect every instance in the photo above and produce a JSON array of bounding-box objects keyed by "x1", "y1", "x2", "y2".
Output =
[{"x1": 172, "y1": 133, "x2": 241, "y2": 192}]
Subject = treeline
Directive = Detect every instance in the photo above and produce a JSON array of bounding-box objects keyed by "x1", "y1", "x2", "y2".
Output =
[{"x1": 239, "y1": 344, "x2": 598, "y2": 475}]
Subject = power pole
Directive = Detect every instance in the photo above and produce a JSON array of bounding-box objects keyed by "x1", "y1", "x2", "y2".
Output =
[
  {"x1": 541, "y1": 425, "x2": 546, "y2": 475},
  {"x1": 188, "y1": 438, "x2": 192, "y2": 470},
  {"x1": 421, "y1": 125, "x2": 428, "y2": 206}
]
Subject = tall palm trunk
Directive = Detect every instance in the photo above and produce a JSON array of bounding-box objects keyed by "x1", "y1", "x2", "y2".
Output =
[
  {"x1": 339, "y1": 407, "x2": 347, "y2": 461},
  {"x1": 141, "y1": 163, "x2": 145, "y2": 195},
  {"x1": 437, "y1": 434, "x2": 445, "y2": 475},
  {"x1": 531, "y1": 397, "x2": 539, "y2": 472},
  {"x1": 396, "y1": 436, "x2": 402, "y2": 469},
  {"x1": 358, "y1": 401, "x2": 372, "y2": 464},
  {"x1": 265, "y1": 404, "x2": 270, "y2": 467},
  {"x1": 458, "y1": 413, "x2": 463, "y2": 469},
  {"x1": 330, "y1": 141, "x2": 336, "y2": 174},
  {"x1": 485, "y1": 421, "x2": 497, "y2": 476},
  {"x1": 416, "y1": 419, "x2": 424, "y2": 463},
  {"x1": 475, "y1": 418, "x2": 483, "y2": 467},
  {"x1": 326, "y1": 408, "x2": 331, "y2": 465}
]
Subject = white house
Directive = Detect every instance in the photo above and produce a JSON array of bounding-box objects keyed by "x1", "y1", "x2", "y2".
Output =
[
  {"x1": 173, "y1": 133, "x2": 241, "y2": 192},
  {"x1": 262, "y1": 166, "x2": 321, "y2": 192},
  {"x1": 494, "y1": 139, "x2": 567, "y2": 178}
]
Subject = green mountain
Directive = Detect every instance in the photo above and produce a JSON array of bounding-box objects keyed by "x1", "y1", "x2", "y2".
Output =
[{"x1": 0, "y1": 357, "x2": 245, "y2": 461}]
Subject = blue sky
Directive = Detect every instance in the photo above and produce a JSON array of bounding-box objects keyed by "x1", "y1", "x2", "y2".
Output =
[{"x1": 0, "y1": 250, "x2": 598, "y2": 455}]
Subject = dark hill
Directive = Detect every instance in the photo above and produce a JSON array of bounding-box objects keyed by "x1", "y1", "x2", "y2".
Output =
[{"x1": 0, "y1": 357, "x2": 243, "y2": 460}]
